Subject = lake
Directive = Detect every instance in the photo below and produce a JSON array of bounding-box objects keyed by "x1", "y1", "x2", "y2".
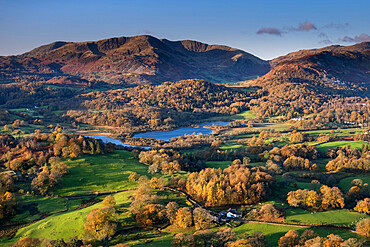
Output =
[
  {"x1": 133, "y1": 121, "x2": 229, "y2": 141},
  {"x1": 86, "y1": 121, "x2": 229, "y2": 147},
  {"x1": 85, "y1": 135, "x2": 150, "y2": 149}
]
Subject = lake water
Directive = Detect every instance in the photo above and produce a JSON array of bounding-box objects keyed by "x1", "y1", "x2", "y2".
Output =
[
  {"x1": 86, "y1": 121, "x2": 229, "y2": 147},
  {"x1": 133, "y1": 121, "x2": 229, "y2": 141},
  {"x1": 85, "y1": 135, "x2": 150, "y2": 149}
]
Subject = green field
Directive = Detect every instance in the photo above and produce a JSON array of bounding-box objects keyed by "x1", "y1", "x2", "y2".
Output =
[
  {"x1": 316, "y1": 141, "x2": 367, "y2": 153},
  {"x1": 249, "y1": 162, "x2": 266, "y2": 167},
  {"x1": 202, "y1": 110, "x2": 257, "y2": 122},
  {"x1": 305, "y1": 128, "x2": 364, "y2": 138},
  {"x1": 128, "y1": 220, "x2": 361, "y2": 247},
  {"x1": 315, "y1": 158, "x2": 330, "y2": 170},
  {"x1": 236, "y1": 110, "x2": 256, "y2": 118},
  {"x1": 285, "y1": 208, "x2": 369, "y2": 227},
  {"x1": 52, "y1": 151, "x2": 149, "y2": 196},
  {"x1": 292, "y1": 181, "x2": 313, "y2": 190},
  {"x1": 205, "y1": 161, "x2": 265, "y2": 169},
  {"x1": 234, "y1": 222, "x2": 358, "y2": 246},
  {"x1": 0, "y1": 191, "x2": 135, "y2": 246},
  {"x1": 219, "y1": 143, "x2": 244, "y2": 150},
  {"x1": 1, "y1": 189, "x2": 191, "y2": 247},
  {"x1": 338, "y1": 175, "x2": 370, "y2": 191},
  {"x1": 11, "y1": 195, "x2": 82, "y2": 223},
  {"x1": 206, "y1": 161, "x2": 231, "y2": 169}
]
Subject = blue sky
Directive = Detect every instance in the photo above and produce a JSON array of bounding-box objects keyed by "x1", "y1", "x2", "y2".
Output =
[{"x1": 0, "y1": 0, "x2": 369, "y2": 59}]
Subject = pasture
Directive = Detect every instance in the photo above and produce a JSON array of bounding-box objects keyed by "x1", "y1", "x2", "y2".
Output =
[
  {"x1": 285, "y1": 208, "x2": 369, "y2": 227},
  {"x1": 0, "y1": 191, "x2": 134, "y2": 246},
  {"x1": 338, "y1": 175, "x2": 370, "y2": 191},
  {"x1": 52, "y1": 151, "x2": 149, "y2": 196},
  {"x1": 316, "y1": 141, "x2": 367, "y2": 153}
]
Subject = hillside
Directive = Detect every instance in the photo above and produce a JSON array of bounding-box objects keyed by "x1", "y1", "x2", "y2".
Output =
[
  {"x1": 64, "y1": 79, "x2": 253, "y2": 134},
  {"x1": 239, "y1": 42, "x2": 370, "y2": 119},
  {"x1": 0, "y1": 35, "x2": 270, "y2": 85},
  {"x1": 249, "y1": 42, "x2": 370, "y2": 97}
]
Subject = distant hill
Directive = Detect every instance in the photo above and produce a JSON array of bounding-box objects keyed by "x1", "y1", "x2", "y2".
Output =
[
  {"x1": 0, "y1": 35, "x2": 270, "y2": 85},
  {"x1": 249, "y1": 42, "x2": 370, "y2": 97},
  {"x1": 241, "y1": 42, "x2": 370, "y2": 119}
]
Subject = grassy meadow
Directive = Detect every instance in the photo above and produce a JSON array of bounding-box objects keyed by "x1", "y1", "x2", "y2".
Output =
[
  {"x1": 0, "y1": 191, "x2": 135, "y2": 246},
  {"x1": 52, "y1": 151, "x2": 149, "y2": 196},
  {"x1": 315, "y1": 140, "x2": 368, "y2": 153}
]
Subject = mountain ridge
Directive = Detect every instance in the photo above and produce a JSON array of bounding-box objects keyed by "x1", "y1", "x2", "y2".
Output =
[
  {"x1": 0, "y1": 35, "x2": 270, "y2": 85},
  {"x1": 247, "y1": 41, "x2": 370, "y2": 97},
  {"x1": 0, "y1": 35, "x2": 368, "y2": 93}
]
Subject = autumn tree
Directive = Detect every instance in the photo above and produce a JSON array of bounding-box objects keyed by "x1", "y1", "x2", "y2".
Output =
[
  {"x1": 136, "y1": 204, "x2": 166, "y2": 227},
  {"x1": 322, "y1": 234, "x2": 343, "y2": 247},
  {"x1": 166, "y1": 201, "x2": 179, "y2": 225},
  {"x1": 216, "y1": 227, "x2": 236, "y2": 246},
  {"x1": 302, "y1": 236, "x2": 323, "y2": 246},
  {"x1": 194, "y1": 230, "x2": 216, "y2": 247},
  {"x1": 84, "y1": 197, "x2": 116, "y2": 240},
  {"x1": 185, "y1": 165, "x2": 274, "y2": 207},
  {"x1": 340, "y1": 238, "x2": 364, "y2": 247},
  {"x1": 351, "y1": 179, "x2": 364, "y2": 187},
  {"x1": 305, "y1": 190, "x2": 321, "y2": 210},
  {"x1": 128, "y1": 172, "x2": 140, "y2": 182},
  {"x1": 171, "y1": 233, "x2": 195, "y2": 247},
  {"x1": 0, "y1": 174, "x2": 14, "y2": 192},
  {"x1": 287, "y1": 186, "x2": 344, "y2": 210},
  {"x1": 113, "y1": 244, "x2": 131, "y2": 247},
  {"x1": 230, "y1": 232, "x2": 266, "y2": 247},
  {"x1": 265, "y1": 160, "x2": 282, "y2": 175},
  {"x1": 298, "y1": 230, "x2": 317, "y2": 245},
  {"x1": 325, "y1": 148, "x2": 370, "y2": 172},
  {"x1": 356, "y1": 218, "x2": 370, "y2": 237},
  {"x1": 31, "y1": 162, "x2": 68, "y2": 195},
  {"x1": 279, "y1": 230, "x2": 363, "y2": 247},
  {"x1": 150, "y1": 177, "x2": 167, "y2": 189},
  {"x1": 283, "y1": 156, "x2": 312, "y2": 171},
  {"x1": 320, "y1": 185, "x2": 345, "y2": 209},
  {"x1": 130, "y1": 184, "x2": 159, "y2": 214},
  {"x1": 260, "y1": 204, "x2": 282, "y2": 221},
  {"x1": 193, "y1": 207, "x2": 212, "y2": 230},
  {"x1": 102, "y1": 195, "x2": 116, "y2": 208},
  {"x1": 176, "y1": 207, "x2": 193, "y2": 229},
  {"x1": 354, "y1": 198, "x2": 370, "y2": 214},
  {"x1": 13, "y1": 238, "x2": 42, "y2": 247},
  {"x1": 289, "y1": 131, "x2": 304, "y2": 143},
  {"x1": 68, "y1": 141, "x2": 82, "y2": 158},
  {"x1": 229, "y1": 239, "x2": 251, "y2": 247},
  {"x1": 0, "y1": 191, "x2": 16, "y2": 220},
  {"x1": 278, "y1": 230, "x2": 299, "y2": 247},
  {"x1": 31, "y1": 166, "x2": 51, "y2": 194},
  {"x1": 287, "y1": 189, "x2": 309, "y2": 208}
]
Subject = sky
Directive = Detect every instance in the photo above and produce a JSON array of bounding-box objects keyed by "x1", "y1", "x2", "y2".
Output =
[{"x1": 0, "y1": 0, "x2": 369, "y2": 60}]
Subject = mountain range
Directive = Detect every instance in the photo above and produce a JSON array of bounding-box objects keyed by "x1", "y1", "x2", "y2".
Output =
[
  {"x1": 0, "y1": 35, "x2": 369, "y2": 95},
  {"x1": 0, "y1": 35, "x2": 269, "y2": 85}
]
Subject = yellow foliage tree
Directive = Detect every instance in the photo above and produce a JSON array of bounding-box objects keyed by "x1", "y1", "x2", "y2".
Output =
[{"x1": 354, "y1": 198, "x2": 370, "y2": 214}]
